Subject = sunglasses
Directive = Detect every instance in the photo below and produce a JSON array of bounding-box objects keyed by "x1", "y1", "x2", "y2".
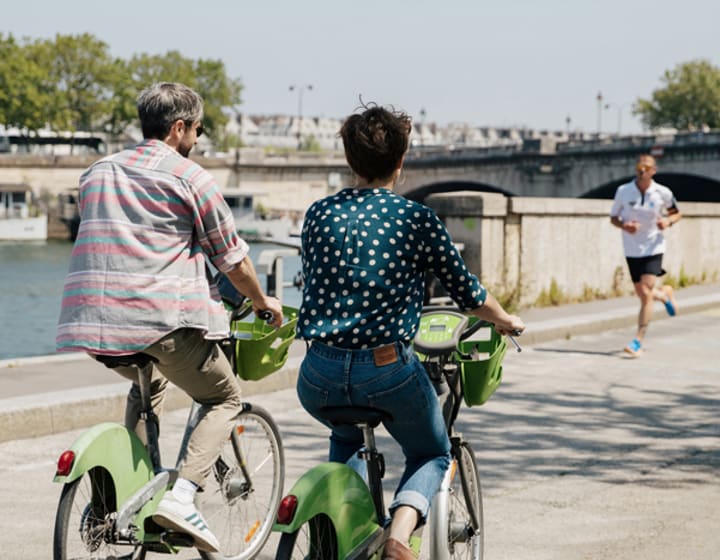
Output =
[
  {"x1": 184, "y1": 121, "x2": 204, "y2": 137},
  {"x1": 636, "y1": 164, "x2": 654, "y2": 173}
]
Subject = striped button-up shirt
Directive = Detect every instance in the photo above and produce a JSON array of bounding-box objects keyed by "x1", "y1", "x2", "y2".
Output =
[{"x1": 57, "y1": 139, "x2": 247, "y2": 355}]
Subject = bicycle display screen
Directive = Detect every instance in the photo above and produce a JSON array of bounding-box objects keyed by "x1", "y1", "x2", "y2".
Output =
[{"x1": 414, "y1": 311, "x2": 469, "y2": 353}]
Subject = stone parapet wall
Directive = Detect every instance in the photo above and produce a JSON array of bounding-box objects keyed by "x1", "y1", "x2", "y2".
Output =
[{"x1": 426, "y1": 192, "x2": 720, "y2": 307}]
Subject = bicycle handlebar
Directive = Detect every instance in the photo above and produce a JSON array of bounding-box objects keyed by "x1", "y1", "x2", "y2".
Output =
[
  {"x1": 257, "y1": 309, "x2": 274, "y2": 324},
  {"x1": 227, "y1": 300, "x2": 275, "y2": 326},
  {"x1": 418, "y1": 305, "x2": 522, "y2": 353}
]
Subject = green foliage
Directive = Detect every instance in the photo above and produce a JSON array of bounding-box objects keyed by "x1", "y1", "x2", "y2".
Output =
[
  {"x1": 611, "y1": 265, "x2": 628, "y2": 297},
  {"x1": 664, "y1": 265, "x2": 699, "y2": 289},
  {"x1": 0, "y1": 33, "x2": 52, "y2": 131},
  {"x1": 119, "y1": 50, "x2": 242, "y2": 137},
  {"x1": 0, "y1": 33, "x2": 243, "y2": 142},
  {"x1": 300, "y1": 134, "x2": 322, "y2": 152},
  {"x1": 216, "y1": 132, "x2": 241, "y2": 153},
  {"x1": 635, "y1": 60, "x2": 720, "y2": 130},
  {"x1": 40, "y1": 33, "x2": 120, "y2": 134},
  {"x1": 534, "y1": 278, "x2": 568, "y2": 307}
]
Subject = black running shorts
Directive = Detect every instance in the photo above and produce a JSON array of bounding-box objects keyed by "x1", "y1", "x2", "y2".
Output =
[{"x1": 625, "y1": 254, "x2": 665, "y2": 283}]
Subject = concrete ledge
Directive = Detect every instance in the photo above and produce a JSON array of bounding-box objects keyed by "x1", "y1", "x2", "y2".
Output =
[
  {"x1": 520, "y1": 292, "x2": 720, "y2": 346},
  {"x1": 0, "y1": 357, "x2": 301, "y2": 443}
]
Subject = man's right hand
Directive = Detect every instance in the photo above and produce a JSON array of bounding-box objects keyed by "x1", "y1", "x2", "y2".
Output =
[{"x1": 253, "y1": 297, "x2": 283, "y2": 328}]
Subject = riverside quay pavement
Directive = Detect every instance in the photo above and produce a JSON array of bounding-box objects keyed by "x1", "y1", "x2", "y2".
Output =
[{"x1": 1, "y1": 283, "x2": 719, "y2": 559}]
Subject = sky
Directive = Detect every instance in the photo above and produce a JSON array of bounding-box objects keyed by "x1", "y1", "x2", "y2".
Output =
[{"x1": 4, "y1": 0, "x2": 720, "y2": 134}]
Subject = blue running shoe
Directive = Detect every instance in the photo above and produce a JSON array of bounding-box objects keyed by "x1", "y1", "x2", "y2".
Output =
[
  {"x1": 624, "y1": 338, "x2": 642, "y2": 357},
  {"x1": 663, "y1": 285, "x2": 677, "y2": 317}
]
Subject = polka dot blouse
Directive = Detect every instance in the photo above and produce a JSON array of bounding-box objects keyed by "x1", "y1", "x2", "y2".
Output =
[{"x1": 298, "y1": 187, "x2": 487, "y2": 348}]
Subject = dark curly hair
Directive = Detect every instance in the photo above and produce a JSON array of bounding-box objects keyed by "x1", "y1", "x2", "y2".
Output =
[{"x1": 340, "y1": 103, "x2": 412, "y2": 183}]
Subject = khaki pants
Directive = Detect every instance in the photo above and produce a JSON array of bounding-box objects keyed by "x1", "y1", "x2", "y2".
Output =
[{"x1": 110, "y1": 328, "x2": 242, "y2": 487}]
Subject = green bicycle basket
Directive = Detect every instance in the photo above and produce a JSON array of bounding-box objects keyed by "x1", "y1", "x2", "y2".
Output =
[
  {"x1": 230, "y1": 305, "x2": 298, "y2": 381},
  {"x1": 456, "y1": 320, "x2": 508, "y2": 406}
]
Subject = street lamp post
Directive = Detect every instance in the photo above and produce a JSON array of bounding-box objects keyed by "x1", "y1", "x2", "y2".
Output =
[
  {"x1": 419, "y1": 107, "x2": 427, "y2": 147},
  {"x1": 596, "y1": 91, "x2": 604, "y2": 136},
  {"x1": 289, "y1": 84, "x2": 313, "y2": 150}
]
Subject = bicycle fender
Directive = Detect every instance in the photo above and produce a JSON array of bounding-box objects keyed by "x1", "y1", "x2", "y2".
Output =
[
  {"x1": 273, "y1": 462, "x2": 380, "y2": 553},
  {"x1": 52, "y1": 422, "x2": 154, "y2": 503}
]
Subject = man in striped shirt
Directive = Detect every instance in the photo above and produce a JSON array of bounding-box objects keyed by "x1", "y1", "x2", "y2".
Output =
[{"x1": 57, "y1": 82, "x2": 283, "y2": 552}]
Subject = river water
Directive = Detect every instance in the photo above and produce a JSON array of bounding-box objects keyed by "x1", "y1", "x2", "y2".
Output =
[{"x1": 0, "y1": 241, "x2": 302, "y2": 360}]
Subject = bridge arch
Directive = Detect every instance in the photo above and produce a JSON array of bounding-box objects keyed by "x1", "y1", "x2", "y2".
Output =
[
  {"x1": 582, "y1": 173, "x2": 720, "y2": 202},
  {"x1": 405, "y1": 180, "x2": 515, "y2": 202}
]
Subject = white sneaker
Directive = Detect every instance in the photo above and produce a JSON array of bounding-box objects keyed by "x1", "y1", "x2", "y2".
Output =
[{"x1": 152, "y1": 491, "x2": 220, "y2": 553}]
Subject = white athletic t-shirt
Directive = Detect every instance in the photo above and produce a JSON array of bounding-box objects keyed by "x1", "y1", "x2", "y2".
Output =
[{"x1": 609, "y1": 180, "x2": 678, "y2": 258}]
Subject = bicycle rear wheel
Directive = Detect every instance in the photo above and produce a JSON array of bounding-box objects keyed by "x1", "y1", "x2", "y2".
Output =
[
  {"x1": 429, "y1": 440, "x2": 483, "y2": 560},
  {"x1": 54, "y1": 468, "x2": 145, "y2": 560},
  {"x1": 199, "y1": 404, "x2": 285, "y2": 560},
  {"x1": 275, "y1": 514, "x2": 338, "y2": 560}
]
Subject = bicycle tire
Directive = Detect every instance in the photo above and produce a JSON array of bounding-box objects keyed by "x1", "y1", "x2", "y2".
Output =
[
  {"x1": 54, "y1": 468, "x2": 145, "y2": 560},
  {"x1": 275, "y1": 514, "x2": 338, "y2": 560},
  {"x1": 199, "y1": 403, "x2": 285, "y2": 560},
  {"x1": 429, "y1": 440, "x2": 484, "y2": 560}
]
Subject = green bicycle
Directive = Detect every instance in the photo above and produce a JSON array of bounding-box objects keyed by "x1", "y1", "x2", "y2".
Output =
[
  {"x1": 52, "y1": 298, "x2": 298, "y2": 560},
  {"x1": 272, "y1": 306, "x2": 519, "y2": 559}
]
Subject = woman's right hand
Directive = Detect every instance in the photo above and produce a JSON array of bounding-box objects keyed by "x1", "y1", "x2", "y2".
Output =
[
  {"x1": 473, "y1": 293, "x2": 525, "y2": 336},
  {"x1": 493, "y1": 314, "x2": 525, "y2": 337}
]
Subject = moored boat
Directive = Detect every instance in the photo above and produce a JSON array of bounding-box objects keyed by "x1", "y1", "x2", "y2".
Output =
[{"x1": 0, "y1": 184, "x2": 47, "y2": 241}]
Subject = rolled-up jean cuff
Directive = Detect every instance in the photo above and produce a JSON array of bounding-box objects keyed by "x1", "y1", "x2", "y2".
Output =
[{"x1": 390, "y1": 490, "x2": 431, "y2": 522}]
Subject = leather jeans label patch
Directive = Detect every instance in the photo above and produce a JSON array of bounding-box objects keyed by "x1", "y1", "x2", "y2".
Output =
[{"x1": 373, "y1": 344, "x2": 398, "y2": 367}]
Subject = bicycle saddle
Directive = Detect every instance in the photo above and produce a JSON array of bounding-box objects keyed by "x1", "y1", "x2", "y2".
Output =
[
  {"x1": 95, "y1": 352, "x2": 157, "y2": 369},
  {"x1": 320, "y1": 406, "x2": 393, "y2": 428}
]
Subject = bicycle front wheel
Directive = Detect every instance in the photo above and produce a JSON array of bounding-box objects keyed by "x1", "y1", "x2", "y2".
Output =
[
  {"x1": 429, "y1": 440, "x2": 483, "y2": 560},
  {"x1": 275, "y1": 514, "x2": 338, "y2": 560},
  {"x1": 54, "y1": 469, "x2": 145, "y2": 560},
  {"x1": 199, "y1": 403, "x2": 285, "y2": 560}
]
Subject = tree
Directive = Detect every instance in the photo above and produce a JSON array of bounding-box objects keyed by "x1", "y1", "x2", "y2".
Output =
[
  {"x1": 194, "y1": 58, "x2": 243, "y2": 136},
  {"x1": 0, "y1": 33, "x2": 244, "y2": 146},
  {"x1": 37, "y1": 34, "x2": 120, "y2": 135},
  {"x1": 635, "y1": 60, "x2": 720, "y2": 130},
  {"x1": 300, "y1": 134, "x2": 322, "y2": 152},
  {"x1": 104, "y1": 58, "x2": 139, "y2": 137},
  {"x1": 0, "y1": 33, "x2": 52, "y2": 132},
  {"x1": 127, "y1": 51, "x2": 242, "y2": 136}
]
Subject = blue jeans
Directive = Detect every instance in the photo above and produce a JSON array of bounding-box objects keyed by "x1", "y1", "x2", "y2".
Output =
[{"x1": 297, "y1": 340, "x2": 451, "y2": 522}]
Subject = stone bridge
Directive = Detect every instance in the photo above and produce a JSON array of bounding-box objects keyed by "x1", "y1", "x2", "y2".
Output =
[
  {"x1": 1, "y1": 130, "x2": 719, "y2": 207},
  {"x1": 399, "y1": 130, "x2": 720, "y2": 202}
]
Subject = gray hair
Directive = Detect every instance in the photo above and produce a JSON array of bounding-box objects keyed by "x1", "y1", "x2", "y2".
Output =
[{"x1": 137, "y1": 82, "x2": 204, "y2": 139}]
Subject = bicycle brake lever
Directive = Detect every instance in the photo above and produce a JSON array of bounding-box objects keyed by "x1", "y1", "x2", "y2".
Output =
[{"x1": 507, "y1": 335, "x2": 522, "y2": 353}]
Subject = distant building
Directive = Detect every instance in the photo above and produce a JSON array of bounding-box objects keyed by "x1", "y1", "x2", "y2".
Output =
[
  {"x1": 2, "y1": 117, "x2": 662, "y2": 160},
  {"x1": 225, "y1": 114, "x2": 344, "y2": 151}
]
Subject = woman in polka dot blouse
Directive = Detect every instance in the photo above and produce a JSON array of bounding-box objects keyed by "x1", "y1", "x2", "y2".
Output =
[{"x1": 295, "y1": 103, "x2": 525, "y2": 560}]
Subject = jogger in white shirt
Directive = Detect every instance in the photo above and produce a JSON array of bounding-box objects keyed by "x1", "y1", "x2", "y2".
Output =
[{"x1": 609, "y1": 153, "x2": 682, "y2": 357}]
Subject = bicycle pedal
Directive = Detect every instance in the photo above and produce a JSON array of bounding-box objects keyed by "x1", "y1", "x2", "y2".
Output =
[{"x1": 161, "y1": 530, "x2": 195, "y2": 547}]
